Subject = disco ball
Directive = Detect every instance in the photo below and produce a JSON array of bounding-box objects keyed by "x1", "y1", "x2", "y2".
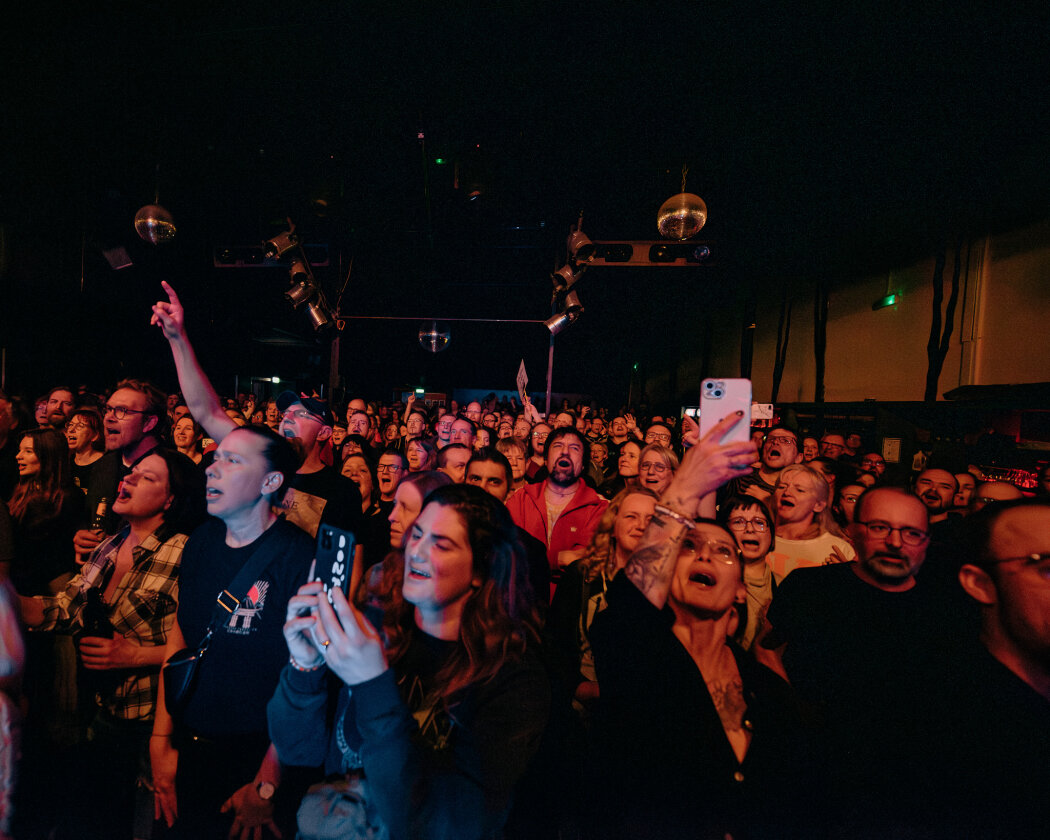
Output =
[
  {"x1": 134, "y1": 204, "x2": 177, "y2": 245},
  {"x1": 657, "y1": 193, "x2": 707, "y2": 240},
  {"x1": 418, "y1": 321, "x2": 451, "y2": 353}
]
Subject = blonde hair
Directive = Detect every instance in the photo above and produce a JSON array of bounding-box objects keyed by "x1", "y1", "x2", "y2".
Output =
[
  {"x1": 577, "y1": 487, "x2": 660, "y2": 582},
  {"x1": 775, "y1": 463, "x2": 844, "y2": 536}
]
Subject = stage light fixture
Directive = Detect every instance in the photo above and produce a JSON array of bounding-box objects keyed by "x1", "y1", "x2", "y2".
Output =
[
  {"x1": 263, "y1": 228, "x2": 299, "y2": 260},
  {"x1": 304, "y1": 300, "x2": 333, "y2": 330},
  {"x1": 567, "y1": 229, "x2": 596, "y2": 264}
]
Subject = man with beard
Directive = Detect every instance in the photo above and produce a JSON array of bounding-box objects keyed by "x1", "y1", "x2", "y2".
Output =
[
  {"x1": 506, "y1": 427, "x2": 608, "y2": 594},
  {"x1": 151, "y1": 282, "x2": 365, "y2": 586},
  {"x1": 760, "y1": 487, "x2": 964, "y2": 835},
  {"x1": 722, "y1": 425, "x2": 801, "y2": 504},
  {"x1": 44, "y1": 386, "x2": 76, "y2": 428},
  {"x1": 74, "y1": 380, "x2": 166, "y2": 557}
]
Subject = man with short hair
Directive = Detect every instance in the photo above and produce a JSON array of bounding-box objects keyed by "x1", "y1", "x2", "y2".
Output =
[
  {"x1": 464, "y1": 401, "x2": 482, "y2": 424},
  {"x1": 375, "y1": 448, "x2": 407, "y2": 515},
  {"x1": 434, "y1": 413, "x2": 454, "y2": 448},
  {"x1": 449, "y1": 417, "x2": 476, "y2": 449},
  {"x1": 819, "y1": 432, "x2": 847, "y2": 460},
  {"x1": 505, "y1": 427, "x2": 608, "y2": 592},
  {"x1": 913, "y1": 467, "x2": 958, "y2": 526},
  {"x1": 969, "y1": 480, "x2": 1023, "y2": 513},
  {"x1": 643, "y1": 422, "x2": 673, "y2": 449},
  {"x1": 860, "y1": 452, "x2": 886, "y2": 477},
  {"x1": 723, "y1": 426, "x2": 800, "y2": 504},
  {"x1": 437, "y1": 443, "x2": 471, "y2": 484},
  {"x1": 74, "y1": 379, "x2": 167, "y2": 557},
  {"x1": 936, "y1": 499, "x2": 1050, "y2": 836},
  {"x1": 346, "y1": 410, "x2": 370, "y2": 439},
  {"x1": 45, "y1": 387, "x2": 76, "y2": 428},
  {"x1": 762, "y1": 487, "x2": 962, "y2": 833}
]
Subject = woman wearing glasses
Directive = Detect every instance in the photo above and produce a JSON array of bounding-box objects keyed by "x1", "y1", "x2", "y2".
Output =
[
  {"x1": 64, "y1": 407, "x2": 105, "y2": 495},
  {"x1": 720, "y1": 496, "x2": 776, "y2": 650},
  {"x1": 637, "y1": 443, "x2": 678, "y2": 496},
  {"x1": 587, "y1": 414, "x2": 818, "y2": 839}
]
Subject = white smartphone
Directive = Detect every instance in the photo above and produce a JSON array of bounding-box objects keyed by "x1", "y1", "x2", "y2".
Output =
[{"x1": 698, "y1": 378, "x2": 752, "y2": 444}]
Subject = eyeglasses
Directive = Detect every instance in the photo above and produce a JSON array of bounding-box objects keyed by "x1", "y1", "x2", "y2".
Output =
[
  {"x1": 639, "y1": 461, "x2": 669, "y2": 473},
  {"x1": 765, "y1": 435, "x2": 796, "y2": 447},
  {"x1": 861, "y1": 459, "x2": 883, "y2": 469},
  {"x1": 680, "y1": 536, "x2": 738, "y2": 565},
  {"x1": 857, "y1": 520, "x2": 929, "y2": 546},
  {"x1": 66, "y1": 422, "x2": 89, "y2": 433},
  {"x1": 282, "y1": 408, "x2": 323, "y2": 423},
  {"x1": 987, "y1": 553, "x2": 1050, "y2": 578},
  {"x1": 532, "y1": 432, "x2": 549, "y2": 439},
  {"x1": 645, "y1": 433, "x2": 671, "y2": 443},
  {"x1": 104, "y1": 405, "x2": 149, "y2": 420},
  {"x1": 376, "y1": 463, "x2": 403, "y2": 473},
  {"x1": 727, "y1": 516, "x2": 769, "y2": 532}
]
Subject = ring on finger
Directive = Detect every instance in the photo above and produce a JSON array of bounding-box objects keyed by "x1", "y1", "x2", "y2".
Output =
[{"x1": 321, "y1": 639, "x2": 331, "y2": 648}]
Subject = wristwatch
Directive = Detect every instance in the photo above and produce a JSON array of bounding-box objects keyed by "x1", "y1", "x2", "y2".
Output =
[{"x1": 256, "y1": 780, "x2": 276, "y2": 801}]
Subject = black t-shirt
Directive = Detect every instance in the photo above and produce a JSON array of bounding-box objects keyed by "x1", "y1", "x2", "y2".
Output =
[
  {"x1": 177, "y1": 517, "x2": 313, "y2": 736},
  {"x1": 279, "y1": 466, "x2": 364, "y2": 539}
]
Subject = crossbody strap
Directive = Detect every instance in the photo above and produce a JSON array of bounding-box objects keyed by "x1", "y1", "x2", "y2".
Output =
[{"x1": 195, "y1": 524, "x2": 290, "y2": 655}]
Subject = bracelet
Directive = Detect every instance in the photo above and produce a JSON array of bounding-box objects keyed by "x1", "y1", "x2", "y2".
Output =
[
  {"x1": 653, "y1": 504, "x2": 695, "y2": 535},
  {"x1": 289, "y1": 654, "x2": 324, "y2": 672}
]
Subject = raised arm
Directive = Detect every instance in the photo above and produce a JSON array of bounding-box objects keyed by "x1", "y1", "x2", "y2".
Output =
[
  {"x1": 150, "y1": 281, "x2": 237, "y2": 443},
  {"x1": 624, "y1": 411, "x2": 756, "y2": 610}
]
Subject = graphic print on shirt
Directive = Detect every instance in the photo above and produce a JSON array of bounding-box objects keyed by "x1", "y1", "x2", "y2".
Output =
[
  {"x1": 226, "y1": 580, "x2": 269, "y2": 635},
  {"x1": 402, "y1": 673, "x2": 454, "y2": 751}
]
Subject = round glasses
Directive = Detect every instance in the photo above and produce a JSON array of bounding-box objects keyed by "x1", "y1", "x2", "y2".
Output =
[{"x1": 104, "y1": 405, "x2": 149, "y2": 420}]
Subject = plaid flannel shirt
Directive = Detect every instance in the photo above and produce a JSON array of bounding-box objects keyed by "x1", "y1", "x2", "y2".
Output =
[{"x1": 35, "y1": 526, "x2": 186, "y2": 721}]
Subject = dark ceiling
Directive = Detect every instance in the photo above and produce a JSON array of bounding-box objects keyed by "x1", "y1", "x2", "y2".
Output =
[{"x1": 2, "y1": 2, "x2": 1048, "y2": 404}]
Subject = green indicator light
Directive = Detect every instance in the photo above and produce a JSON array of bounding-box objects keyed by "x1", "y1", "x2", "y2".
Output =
[
  {"x1": 872, "y1": 293, "x2": 898, "y2": 311},
  {"x1": 434, "y1": 158, "x2": 445, "y2": 165}
]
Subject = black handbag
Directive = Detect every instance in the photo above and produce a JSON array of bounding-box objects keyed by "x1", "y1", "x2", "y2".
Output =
[{"x1": 162, "y1": 539, "x2": 279, "y2": 721}]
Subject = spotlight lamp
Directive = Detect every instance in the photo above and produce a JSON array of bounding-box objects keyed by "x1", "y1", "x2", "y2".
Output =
[
  {"x1": 545, "y1": 288, "x2": 585, "y2": 335},
  {"x1": 284, "y1": 279, "x2": 314, "y2": 308},
  {"x1": 304, "y1": 299, "x2": 334, "y2": 330},
  {"x1": 551, "y1": 264, "x2": 578, "y2": 291},
  {"x1": 263, "y1": 227, "x2": 300, "y2": 260},
  {"x1": 566, "y1": 228, "x2": 595, "y2": 265}
]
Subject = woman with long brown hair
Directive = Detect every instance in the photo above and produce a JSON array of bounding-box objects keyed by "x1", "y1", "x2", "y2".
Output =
[
  {"x1": 8, "y1": 427, "x2": 81, "y2": 595},
  {"x1": 270, "y1": 483, "x2": 549, "y2": 840}
]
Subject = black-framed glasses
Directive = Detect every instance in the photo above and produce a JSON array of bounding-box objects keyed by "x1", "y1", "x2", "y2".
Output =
[
  {"x1": 376, "y1": 463, "x2": 403, "y2": 473},
  {"x1": 857, "y1": 520, "x2": 929, "y2": 546},
  {"x1": 104, "y1": 404, "x2": 149, "y2": 420},
  {"x1": 727, "y1": 516, "x2": 769, "y2": 532},
  {"x1": 987, "y1": 552, "x2": 1050, "y2": 570}
]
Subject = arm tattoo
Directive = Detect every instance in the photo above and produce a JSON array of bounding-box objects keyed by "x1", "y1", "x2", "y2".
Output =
[{"x1": 624, "y1": 515, "x2": 689, "y2": 601}]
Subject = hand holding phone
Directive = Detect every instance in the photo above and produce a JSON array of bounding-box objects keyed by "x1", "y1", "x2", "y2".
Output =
[{"x1": 314, "y1": 525, "x2": 357, "y2": 605}]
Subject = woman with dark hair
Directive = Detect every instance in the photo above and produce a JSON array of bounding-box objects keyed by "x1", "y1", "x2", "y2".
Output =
[
  {"x1": 65, "y1": 407, "x2": 105, "y2": 495},
  {"x1": 20, "y1": 449, "x2": 206, "y2": 838},
  {"x1": 270, "y1": 484, "x2": 550, "y2": 840},
  {"x1": 8, "y1": 427, "x2": 81, "y2": 595},
  {"x1": 172, "y1": 415, "x2": 204, "y2": 464},
  {"x1": 720, "y1": 495, "x2": 776, "y2": 650}
]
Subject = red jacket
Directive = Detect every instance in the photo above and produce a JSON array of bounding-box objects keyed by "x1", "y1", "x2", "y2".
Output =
[{"x1": 506, "y1": 481, "x2": 608, "y2": 593}]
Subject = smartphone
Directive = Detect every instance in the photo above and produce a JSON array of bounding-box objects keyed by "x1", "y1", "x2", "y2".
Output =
[
  {"x1": 314, "y1": 524, "x2": 357, "y2": 604},
  {"x1": 698, "y1": 378, "x2": 752, "y2": 444}
]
